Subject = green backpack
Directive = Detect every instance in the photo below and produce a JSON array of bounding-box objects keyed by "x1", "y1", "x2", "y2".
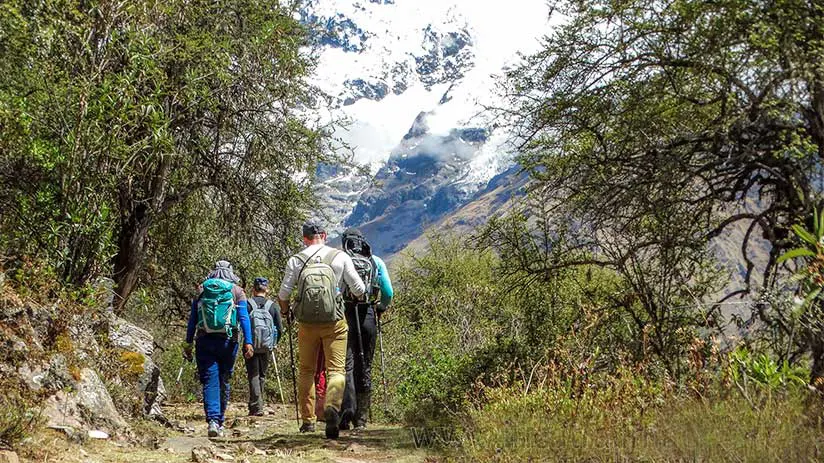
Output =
[
  {"x1": 197, "y1": 278, "x2": 238, "y2": 336},
  {"x1": 294, "y1": 249, "x2": 343, "y2": 324}
]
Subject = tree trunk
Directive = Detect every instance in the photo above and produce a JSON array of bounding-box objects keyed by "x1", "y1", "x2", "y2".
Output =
[
  {"x1": 111, "y1": 203, "x2": 152, "y2": 313},
  {"x1": 111, "y1": 158, "x2": 172, "y2": 312}
]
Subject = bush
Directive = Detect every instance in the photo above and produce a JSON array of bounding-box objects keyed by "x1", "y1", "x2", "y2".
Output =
[{"x1": 0, "y1": 383, "x2": 40, "y2": 448}]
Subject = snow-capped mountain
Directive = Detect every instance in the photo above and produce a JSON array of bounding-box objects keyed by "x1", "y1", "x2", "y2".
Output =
[{"x1": 303, "y1": 0, "x2": 551, "y2": 252}]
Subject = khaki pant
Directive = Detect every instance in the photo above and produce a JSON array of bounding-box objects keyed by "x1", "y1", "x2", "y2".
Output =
[{"x1": 298, "y1": 319, "x2": 348, "y2": 424}]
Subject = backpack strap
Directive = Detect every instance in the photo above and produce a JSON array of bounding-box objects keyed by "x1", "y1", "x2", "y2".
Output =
[
  {"x1": 262, "y1": 299, "x2": 274, "y2": 313},
  {"x1": 295, "y1": 247, "x2": 324, "y2": 284},
  {"x1": 248, "y1": 298, "x2": 259, "y2": 312},
  {"x1": 321, "y1": 249, "x2": 340, "y2": 266}
]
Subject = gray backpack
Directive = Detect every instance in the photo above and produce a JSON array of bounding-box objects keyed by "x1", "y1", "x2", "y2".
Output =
[
  {"x1": 294, "y1": 248, "x2": 343, "y2": 324},
  {"x1": 248, "y1": 298, "x2": 276, "y2": 353}
]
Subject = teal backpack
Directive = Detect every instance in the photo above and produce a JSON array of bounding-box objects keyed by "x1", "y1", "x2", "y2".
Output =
[{"x1": 197, "y1": 278, "x2": 238, "y2": 337}]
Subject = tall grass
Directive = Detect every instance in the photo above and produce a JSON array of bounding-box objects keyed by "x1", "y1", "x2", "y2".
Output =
[{"x1": 457, "y1": 377, "x2": 824, "y2": 462}]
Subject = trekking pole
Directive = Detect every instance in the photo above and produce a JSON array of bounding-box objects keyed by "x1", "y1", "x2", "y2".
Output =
[
  {"x1": 353, "y1": 304, "x2": 367, "y2": 378},
  {"x1": 377, "y1": 315, "x2": 388, "y2": 416},
  {"x1": 286, "y1": 311, "x2": 300, "y2": 425},
  {"x1": 271, "y1": 350, "x2": 285, "y2": 403}
]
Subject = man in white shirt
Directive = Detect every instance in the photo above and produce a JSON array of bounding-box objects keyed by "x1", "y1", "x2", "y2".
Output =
[{"x1": 278, "y1": 221, "x2": 365, "y2": 439}]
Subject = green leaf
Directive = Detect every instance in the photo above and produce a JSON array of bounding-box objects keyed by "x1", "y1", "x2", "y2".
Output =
[
  {"x1": 803, "y1": 288, "x2": 822, "y2": 308},
  {"x1": 817, "y1": 208, "x2": 824, "y2": 240},
  {"x1": 792, "y1": 224, "x2": 818, "y2": 246},
  {"x1": 777, "y1": 248, "x2": 816, "y2": 263}
]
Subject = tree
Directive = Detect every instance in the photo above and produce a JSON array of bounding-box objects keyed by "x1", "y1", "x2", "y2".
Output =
[
  {"x1": 0, "y1": 0, "x2": 330, "y2": 309},
  {"x1": 503, "y1": 0, "x2": 824, "y2": 297}
]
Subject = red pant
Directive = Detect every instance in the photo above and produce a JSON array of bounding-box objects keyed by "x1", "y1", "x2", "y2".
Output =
[{"x1": 314, "y1": 350, "x2": 327, "y2": 419}]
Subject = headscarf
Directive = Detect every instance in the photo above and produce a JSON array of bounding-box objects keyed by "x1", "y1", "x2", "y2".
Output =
[{"x1": 207, "y1": 260, "x2": 240, "y2": 283}]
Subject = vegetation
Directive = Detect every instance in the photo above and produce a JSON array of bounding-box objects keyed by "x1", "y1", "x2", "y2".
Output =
[
  {"x1": 0, "y1": 0, "x2": 822, "y2": 460},
  {"x1": 0, "y1": 0, "x2": 328, "y2": 315},
  {"x1": 499, "y1": 0, "x2": 824, "y2": 381}
]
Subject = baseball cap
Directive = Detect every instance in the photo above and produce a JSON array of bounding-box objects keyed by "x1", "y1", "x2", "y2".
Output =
[
  {"x1": 302, "y1": 220, "x2": 326, "y2": 238},
  {"x1": 253, "y1": 277, "x2": 269, "y2": 289}
]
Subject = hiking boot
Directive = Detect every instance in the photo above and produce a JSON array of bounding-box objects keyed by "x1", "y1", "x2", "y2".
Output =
[
  {"x1": 218, "y1": 424, "x2": 225, "y2": 437},
  {"x1": 339, "y1": 421, "x2": 350, "y2": 431},
  {"x1": 207, "y1": 420, "x2": 220, "y2": 437},
  {"x1": 324, "y1": 407, "x2": 340, "y2": 439},
  {"x1": 354, "y1": 392, "x2": 371, "y2": 429},
  {"x1": 249, "y1": 410, "x2": 264, "y2": 417},
  {"x1": 299, "y1": 422, "x2": 315, "y2": 433}
]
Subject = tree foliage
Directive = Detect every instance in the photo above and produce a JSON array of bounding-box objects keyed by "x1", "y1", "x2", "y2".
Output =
[
  {"x1": 497, "y1": 0, "x2": 824, "y2": 380},
  {"x1": 504, "y1": 0, "x2": 824, "y2": 296},
  {"x1": 0, "y1": 0, "x2": 329, "y2": 309}
]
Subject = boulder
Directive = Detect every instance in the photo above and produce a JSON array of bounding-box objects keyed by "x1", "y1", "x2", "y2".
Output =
[
  {"x1": 42, "y1": 368, "x2": 128, "y2": 434},
  {"x1": 109, "y1": 316, "x2": 166, "y2": 417},
  {"x1": 0, "y1": 450, "x2": 19, "y2": 463}
]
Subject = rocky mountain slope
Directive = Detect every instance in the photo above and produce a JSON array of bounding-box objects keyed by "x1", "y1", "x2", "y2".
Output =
[{"x1": 303, "y1": 0, "x2": 550, "y2": 244}]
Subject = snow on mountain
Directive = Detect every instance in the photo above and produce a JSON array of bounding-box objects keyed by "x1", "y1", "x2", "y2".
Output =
[{"x1": 302, "y1": 0, "x2": 551, "y2": 244}]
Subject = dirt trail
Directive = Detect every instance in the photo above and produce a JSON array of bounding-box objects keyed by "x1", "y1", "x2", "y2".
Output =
[{"x1": 27, "y1": 403, "x2": 437, "y2": 463}]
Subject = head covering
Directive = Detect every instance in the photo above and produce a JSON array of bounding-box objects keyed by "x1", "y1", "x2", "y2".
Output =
[
  {"x1": 302, "y1": 220, "x2": 326, "y2": 238},
  {"x1": 207, "y1": 260, "x2": 239, "y2": 283},
  {"x1": 253, "y1": 277, "x2": 269, "y2": 290}
]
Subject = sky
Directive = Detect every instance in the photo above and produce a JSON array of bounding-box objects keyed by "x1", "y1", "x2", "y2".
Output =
[{"x1": 308, "y1": 0, "x2": 553, "y2": 167}]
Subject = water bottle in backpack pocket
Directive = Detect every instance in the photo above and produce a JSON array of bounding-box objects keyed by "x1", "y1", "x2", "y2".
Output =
[
  {"x1": 197, "y1": 278, "x2": 238, "y2": 337},
  {"x1": 248, "y1": 299, "x2": 276, "y2": 353}
]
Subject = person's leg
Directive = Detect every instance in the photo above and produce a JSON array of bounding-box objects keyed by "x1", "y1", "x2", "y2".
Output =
[
  {"x1": 217, "y1": 339, "x2": 239, "y2": 425},
  {"x1": 340, "y1": 305, "x2": 357, "y2": 427},
  {"x1": 355, "y1": 305, "x2": 378, "y2": 427},
  {"x1": 258, "y1": 353, "x2": 269, "y2": 412},
  {"x1": 246, "y1": 354, "x2": 262, "y2": 415},
  {"x1": 297, "y1": 324, "x2": 322, "y2": 425},
  {"x1": 321, "y1": 319, "x2": 349, "y2": 438},
  {"x1": 195, "y1": 336, "x2": 221, "y2": 424}
]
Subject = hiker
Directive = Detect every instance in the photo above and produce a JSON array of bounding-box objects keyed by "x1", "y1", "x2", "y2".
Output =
[
  {"x1": 339, "y1": 228, "x2": 394, "y2": 430},
  {"x1": 314, "y1": 350, "x2": 327, "y2": 420},
  {"x1": 278, "y1": 221, "x2": 366, "y2": 439},
  {"x1": 183, "y1": 260, "x2": 254, "y2": 437},
  {"x1": 245, "y1": 277, "x2": 283, "y2": 416}
]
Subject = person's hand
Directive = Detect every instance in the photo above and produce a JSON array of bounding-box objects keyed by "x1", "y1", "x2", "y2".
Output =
[
  {"x1": 375, "y1": 302, "x2": 387, "y2": 315},
  {"x1": 182, "y1": 343, "x2": 193, "y2": 362},
  {"x1": 281, "y1": 309, "x2": 293, "y2": 324},
  {"x1": 243, "y1": 343, "x2": 254, "y2": 359}
]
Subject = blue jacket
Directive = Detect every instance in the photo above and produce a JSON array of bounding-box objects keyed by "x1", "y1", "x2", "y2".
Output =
[{"x1": 373, "y1": 255, "x2": 394, "y2": 307}]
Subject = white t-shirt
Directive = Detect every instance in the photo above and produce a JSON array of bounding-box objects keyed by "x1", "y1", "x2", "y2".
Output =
[{"x1": 277, "y1": 244, "x2": 366, "y2": 301}]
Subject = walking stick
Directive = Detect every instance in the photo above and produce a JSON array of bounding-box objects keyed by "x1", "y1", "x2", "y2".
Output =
[
  {"x1": 271, "y1": 350, "x2": 285, "y2": 403},
  {"x1": 377, "y1": 315, "x2": 388, "y2": 415},
  {"x1": 286, "y1": 311, "x2": 300, "y2": 425}
]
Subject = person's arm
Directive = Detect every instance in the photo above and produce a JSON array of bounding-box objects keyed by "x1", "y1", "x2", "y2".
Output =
[
  {"x1": 233, "y1": 286, "x2": 254, "y2": 359},
  {"x1": 373, "y1": 256, "x2": 394, "y2": 309},
  {"x1": 278, "y1": 256, "x2": 300, "y2": 317},
  {"x1": 341, "y1": 253, "x2": 366, "y2": 297}
]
